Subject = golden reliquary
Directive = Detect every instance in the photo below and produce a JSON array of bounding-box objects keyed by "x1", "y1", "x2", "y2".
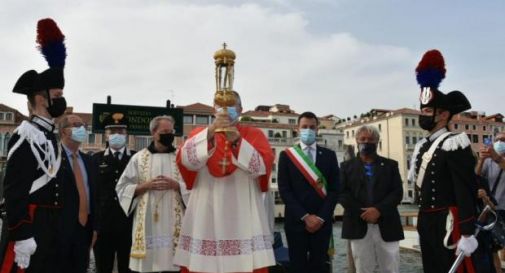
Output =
[{"x1": 213, "y1": 43, "x2": 238, "y2": 133}]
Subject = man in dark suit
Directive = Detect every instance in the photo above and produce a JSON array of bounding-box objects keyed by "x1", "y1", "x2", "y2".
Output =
[
  {"x1": 278, "y1": 111, "x2": 339, "y2": 273},
  {"x1": 57, "y1": 114, "x2": 96, "y2": 273},
  {"x1": 340, "y1": 125, "x2": 404, "y2": 273},
  {"x1": 93, "y1": 113, "x2": 135, "y2": 273}
]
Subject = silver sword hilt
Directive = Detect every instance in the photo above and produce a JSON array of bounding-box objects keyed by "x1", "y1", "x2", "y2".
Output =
[{"x1": 448, "y1": 205, "x2": 497, "y2": 273}]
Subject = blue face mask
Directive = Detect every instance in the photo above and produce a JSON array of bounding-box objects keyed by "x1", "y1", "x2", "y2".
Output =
[
  {"x1": 71, "y1": 126, "x2": 87, "y2": 143},
  {"x1": 108, "y1": 133, "x2": 126, "y2": 149},
  {"x1": 217, "y1": 107, "x2": 239, "y2": 122},
  {"x1": 494, "y1": 141, "x2": 505, "y2": 155},
  {"x1": 300, "y1": 128, "x2": 316, "y2": 145}
]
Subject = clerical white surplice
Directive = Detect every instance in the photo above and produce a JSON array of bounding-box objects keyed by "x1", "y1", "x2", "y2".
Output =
[{"x1": 116, "y1": 148, "x2": 189, "y2": 272}]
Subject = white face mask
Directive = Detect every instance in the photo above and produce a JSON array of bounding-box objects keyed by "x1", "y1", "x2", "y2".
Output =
[{"x1": 108, "y1": 133, "x2": 126, "y2": 149}]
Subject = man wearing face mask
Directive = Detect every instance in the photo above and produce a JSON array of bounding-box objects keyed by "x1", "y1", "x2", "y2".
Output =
[
  {"x1": 116, "y1": 115, "x2": 189, "y2": 273},
  {"x1": 175, "y1": 92, "x2": 275, "y2": 273},
  {"x1": 408, "y1": 50, "x2": 480, "y2": 273},
  {"x1": 56, "y1": 114, "x2": 97, "y2": 273},
  {"x1": 277, "y1": 111, "x2": 339, "y2": 273},
  {"x1": 476, "y1": 132, "x2": 505, "y2": 271},
  {"x1": 339, "y1": 125, "x2": 404, "y2": 273},
  {"x1": 92, "y1": 113, "x2": 136, "y2": 273},
  {"x1": 0, "y1": 18, "x2": 68, "y2": 272}
]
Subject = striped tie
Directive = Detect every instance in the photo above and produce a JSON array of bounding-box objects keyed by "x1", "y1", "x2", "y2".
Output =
[{"x1": 72, "y1": 153, "x2": 88, "y2": 226}]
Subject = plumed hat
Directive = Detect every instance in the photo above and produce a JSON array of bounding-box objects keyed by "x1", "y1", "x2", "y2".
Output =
[
  {"x1": 416, "y1": 49, "x2": 471, "y2": 115},
  {"x1": 13, "y1": 18, "x2": 66, "y2": 95}
]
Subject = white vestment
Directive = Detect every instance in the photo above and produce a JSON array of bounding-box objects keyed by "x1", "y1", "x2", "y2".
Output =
[
  {"x1": 174, "y1": 128, "x2": 275, "y2": 273},
  {"x1": 116, "y1": 148, "x2": 189, "y2": 272}
]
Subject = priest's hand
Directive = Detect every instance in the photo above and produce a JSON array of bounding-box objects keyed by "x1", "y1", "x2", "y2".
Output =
[
  {"x1": 360, "y1": 207, "x2": 381, "y2": 224},
  {"x1": 156, "y1": 175, "x2": 180, "y2": 190},
  {"x1": 208, "y1": 112, "x2": 232, "y2": 140},
  {"x1": 135, "y1": 177, "x2": 178, "y2": 196}
]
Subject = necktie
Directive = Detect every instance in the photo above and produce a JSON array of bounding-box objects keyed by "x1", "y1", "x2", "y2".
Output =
[
  {"x1": 72, "y1": 153, "x2": 88, "y2": 226},
  {"x1": 114, "y1": 151, "x2": 120, "y2": 160},
  {"x1": 305, "y1": 147, "x2": 313, "y2": 163}
]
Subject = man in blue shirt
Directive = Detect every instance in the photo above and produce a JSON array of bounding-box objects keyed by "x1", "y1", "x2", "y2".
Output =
[{"x1": 340, "y1": 125, "x2": 404, "y2": 273}]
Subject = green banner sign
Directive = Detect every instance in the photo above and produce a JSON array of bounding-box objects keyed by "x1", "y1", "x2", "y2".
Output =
[{"x1": 92, "y1": 103, "x2": 183, "y2": 136}]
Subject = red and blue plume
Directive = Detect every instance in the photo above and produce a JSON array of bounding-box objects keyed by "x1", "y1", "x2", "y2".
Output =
[
  {"x1": 36, "y1": 18, "x2": 66, "y2": 68},
  {"x1": 415, "y1": 49, "x2": 446, "y2": 88}
]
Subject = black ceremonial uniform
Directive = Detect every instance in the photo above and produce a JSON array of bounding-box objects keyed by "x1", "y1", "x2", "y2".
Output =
[
  {"x1": 93, "y1": 147, "x2": 135, "y2": 273},
  {"x1": 0, "y1": 17, "x2": 68, "y2": 273},
  {"x1": 412, "y1": 49, "x2": 485, "y2": 273},
  {"x1": 414, "y1": 128, "x2": 478, "y2": 273},
  {"x1": 0, "y1": 116, "x2": 62, "y2": 273}
]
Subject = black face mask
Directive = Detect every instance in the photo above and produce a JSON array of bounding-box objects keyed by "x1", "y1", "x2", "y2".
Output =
[
  {"x1": 47, "y1": 97, "x2": 67, "y2": 118},
  {"x1": 359, "y1": 143, "x2": 377, "y2": 156},
  {"x1": 419, "y1": 114, "x2": 437, "y2": 131},
  {"x1": 159, "y1": 133, "x2": 175, "y2": 147}
]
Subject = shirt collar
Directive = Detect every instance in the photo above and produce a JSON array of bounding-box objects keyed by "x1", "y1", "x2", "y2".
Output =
[
  {"x1": 109, "y1": 146, "x2": 125, "y2": 155},
  {"x1": 31, "y1": 115, "x2": 55, "y2": 132},
  {"x1": 147, "y1": 141, "x2": 175, "y2": 154},
  {"x1": 428, "y1": 128, "x2": 448, "y2": 142},
  {"x1": 62, "y1": 143, "x2": 80, "y2": 158},
  {"x1": 300, "y1": 141, "x2": 317, "y2": 151}
]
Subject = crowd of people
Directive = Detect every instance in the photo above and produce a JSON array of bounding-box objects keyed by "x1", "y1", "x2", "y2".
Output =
[{"x1": 1, "y1": 18, "x2": 505, "y2": 273}]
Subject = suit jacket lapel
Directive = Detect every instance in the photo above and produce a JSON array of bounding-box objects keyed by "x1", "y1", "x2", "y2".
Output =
[
  {"x1": 315, "y1": 145, "x2": 323, "y2": 171},
  {"x1": 372, "y1": 156, "x2": 384, "y2": 192},
  {"x1": 352, "y1": 158, "x2": 367, "y2": 194},
  {"x1": 61, "y1": 149, "x2": 73, "y2": 177}
]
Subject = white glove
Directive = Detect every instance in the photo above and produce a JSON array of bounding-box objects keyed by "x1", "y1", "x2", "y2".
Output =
[
  {"x1": 456, "y1": 235, "x2": 478, "y2": 257},
  {"x1": 14, "y1": 238, "x2": 37, "y2": 269}
]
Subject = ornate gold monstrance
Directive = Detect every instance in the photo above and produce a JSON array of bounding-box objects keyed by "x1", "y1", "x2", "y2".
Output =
[
  {"x1": 213, "y1": 43, "x2": 239, "y2": 175},
  {"x1": 213, "y1": 43, "x2": 237, "y2": 133}
]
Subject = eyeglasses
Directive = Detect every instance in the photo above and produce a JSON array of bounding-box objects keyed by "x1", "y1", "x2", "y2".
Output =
[{"x1": 63, "y1": 122, "x2": 87, "y2": 129}]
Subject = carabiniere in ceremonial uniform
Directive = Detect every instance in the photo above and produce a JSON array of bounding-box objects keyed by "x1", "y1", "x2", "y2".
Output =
[
  {"x1": 0, "y1": 18, "x2": 68, "y2": 272},
  {"x1": 409, "y1": 49, "x2": 481, "y2": 273}
]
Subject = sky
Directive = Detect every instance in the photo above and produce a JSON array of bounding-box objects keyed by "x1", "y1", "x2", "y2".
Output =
[{"x1": 1, "y1": 0, "x2": 504, "y2": 118}]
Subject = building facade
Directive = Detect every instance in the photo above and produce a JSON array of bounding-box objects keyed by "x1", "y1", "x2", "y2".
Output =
[
  {"x1": 339, "y1": 108, "x2": 505, "y2": 203},
  {"x1": 0, "y1": 104, "x2": 28, "y2": 158}
]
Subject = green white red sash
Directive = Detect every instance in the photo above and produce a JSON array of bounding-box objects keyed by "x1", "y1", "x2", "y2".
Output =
[
  {"x1": 285, "y1": 145, "x2": 335, "y2": 257},
  {"x1": 285, "y1": 146, "x2": 328, "y2": 198}
]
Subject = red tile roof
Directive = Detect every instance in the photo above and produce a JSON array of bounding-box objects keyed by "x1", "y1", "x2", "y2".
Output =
[
  {"x1": 0, "y1": 103, "x2": 28, "y2": 123},
  {"x1": 240, "y1": 121, "x2": 296, "y2": 129},
  {"x1": 179, "y1": 103, "x2": 214, "y2": 114},
  {"x1": 242, "y1": 110, "x2": 299, "y2": 117}
]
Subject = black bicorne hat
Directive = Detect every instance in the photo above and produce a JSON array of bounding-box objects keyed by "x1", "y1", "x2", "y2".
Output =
[
  {"x1": 12, "y1": 18, "x2": 66, "y2": 96},
  {"x1": 416, "y1": 50, "x2": 471, "y2": 115}
]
